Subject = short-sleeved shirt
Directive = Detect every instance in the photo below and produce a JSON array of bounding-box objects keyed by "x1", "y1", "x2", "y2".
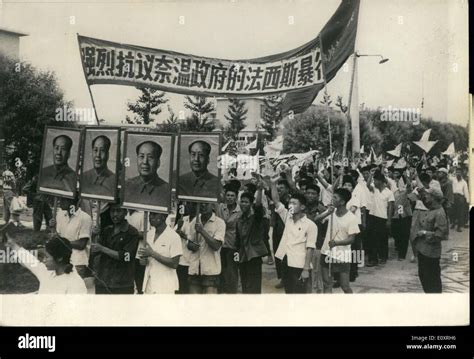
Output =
[
  {"x1": 274, "y1": 203, "x2": 318, "y2": 269},
  {"x1": 346, "y1": 195, "x2": 361, "y2": 225},
  {"x1": 187, "y1": 213, "x2": 226, "y2": 276},
  {"x1": 369, "y1": 187, "x2": 395, "y2": 219},
  {"x1": 216, "y1": 203, "x2": 241, "y2": 250},
  {"x1": 56, "y1": 208, "x2": 92, "y2": 266},
  {"x1": 321, "y1": 211, "x2": 360, "y2": 263},
  {"x1": 143, "y1": 226, "x2": 183, "y2": 294},
  {"x1": 81, "y1": 167, "x2": 116, "y2": 197},
  {"x1": 97, "y1": 221, "x2": 140, "y2": 289},
  {"x1": 174, "y1": 215, "x2": 194, "y2": 266}
]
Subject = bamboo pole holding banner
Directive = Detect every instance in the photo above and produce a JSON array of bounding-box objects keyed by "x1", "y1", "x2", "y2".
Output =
[{"x1": 76, "y1": 33, "x2": 100, "y2": 126}]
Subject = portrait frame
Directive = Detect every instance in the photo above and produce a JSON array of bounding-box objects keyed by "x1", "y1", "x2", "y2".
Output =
[
  {"x1": 120, "y1": 130, "x2": 175, "y2": 213},
  {"x1": 79, "y1": 126, "x2": 121, "y2": 202},
  {"x1": 37, "y1": 126, "x2": 83, "y2": 199},
  {"x1": 177, "y1": 131, "x2": 222, "y2": 203}
]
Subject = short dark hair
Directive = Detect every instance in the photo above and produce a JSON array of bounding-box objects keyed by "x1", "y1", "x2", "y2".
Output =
[
  {"x1": 136, "y1": 141, "x2": 162, "y2": 159},
  {"x1": 290, "y1": 192, "x2": 307, "y2": 206},
  {"x1": 224, "y1": 184, "x2": 238, "y2": 196},
  {"x1": 244, "y1": 183, "x2": 257, "y2": 195},
  {"x1": 53, "y1": 135, "x2": 73, "y2": 152},
  {"x1": 419, "y1": 173, "x2": 431, "y2": 183},
  {"x1": 428, "y1": 166, "x2": 437, "y2": 173},
  {"x1": 305, "y1": 183, "x2": 320, "y2": 194},
  {"x1": 334, "y1": 188, "x2": 352, "y2": 204},
  {"x1": 350, "y1": 169, "x2": 359, "y2": 182},
  {"x1": 276, "y1": 179, "x2": 290, "y2": 189},
  {"x1": 373, "y1": 171, "x2": 386, "y2": 183},
  {"x1": 342, "y1": 175, "x2": 355, "y2": 189},
  {"x1": 298, "y1": 179, "x2": 310, "y2": 188},
  {"x1": 188, "y1": 140, "x2": 211, "y2": 156},
  {"x1": 92, "y1": 135, "x2": 111, "y2": 151},
  {"x1": 240, "y1": 192, "x2": 255, "y2": 203}
]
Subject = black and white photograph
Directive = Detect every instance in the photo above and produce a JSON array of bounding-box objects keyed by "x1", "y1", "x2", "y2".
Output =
[
  {"x1": 121, "y1": 131, "x2": 173, "y2": 212},
  {"x1": 36, "y1": 126, "x2": 82, "y2": 198},
  {"x1": 177, "y1": 133, "x2": 221, "y2": 202},
  {"x1": 79, "y1": 127, "x2": 120, "y2": 201},
  {"x1": 0, "y1": 0, "x2": 471, "y2": 335}
]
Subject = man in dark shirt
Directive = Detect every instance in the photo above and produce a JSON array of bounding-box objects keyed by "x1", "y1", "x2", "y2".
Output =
[
  {"x1": 271, "y1": 179, "x2": 290, "y2": 289},
  {"x1": 178, "y1": 140, "x2": 219, "y2": 199},
  {"x1": 81, "y1": 135, "x2": 116, "y2": 198},
  {"x1": 124, "y1": 141, "x2": 170, "y2": 209},
  {"x1": 235, "y1": 181, "x2": 268, "y2": 294},
  {"x1": 92, "y1": 202, "x2": 140, "y2": 294},
  {"x1": 40, "y1": 135, "x2": 77, "y2": 194}
]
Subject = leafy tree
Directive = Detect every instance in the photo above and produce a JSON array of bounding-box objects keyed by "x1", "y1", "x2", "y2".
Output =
[
  {"x1": 183, "y1": 95, "x2": 216, "y2": 132},
  {"x1": 224, "y1": 98, "x2": 247, "y2": 140},
  {"x1": 282, "y1": 105, "x2": 345, "y2": 155},
  {"x1": 261, "y1": 95, "x2": 283, "y2": 141},
  {"x1": 156, "y1": 105, "x2": 180, "y2": 133},
  {"x1": 0, "y1": 54, "x2": 72, "y2": 181},
  {"x1": 127, "y1": 88, "x2": 168, "y2": 125}
]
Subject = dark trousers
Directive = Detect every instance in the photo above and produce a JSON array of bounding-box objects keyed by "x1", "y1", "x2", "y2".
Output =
[
  {"x1": 32, "y1": 199, "x2": 52, "y2": 231},
  {"x1": 391, "y1": 217, "x2": 412, "y2": 259},
  {"x1": 177, "y1": 264, "x2": 189, "y2": 294},
  {"x1": 451, "y1": 194, "x2": 467, "y2": 227},
  {"x1": 95, "y1": 285, "x2": 134, "y2": 294},
  {"x1": 281, "y1": 256, "x2": 310, "y2": 294},
  {"x1": 367, "y1": 215, "x2": 388, "y2": 263},
  {"x1": 417, "y1": 252, "x2": 442, "y2": 293},
  {"x1": 220, "y1": 248, "x2": 239, "y2": 293},
  {"x1": 273, "y1": 235, "x2": 283, "y2": 279},
  {"x1": 134, "y1": 259, "x2": 146, "y2": 294},
  {"x1": 2, "y1": 190, "x2": 14, "y2": 223},
  {"x1": 239, "y1": 257, "x2": 262, "y2": 294},
  {"x1": 350, "y1": 230, "x2": 363, "y2": 280}
]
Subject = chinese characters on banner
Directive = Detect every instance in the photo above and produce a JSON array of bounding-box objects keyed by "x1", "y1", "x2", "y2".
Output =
[{"x1": 78, "y1": 35, "x2": 324, "y2": 97}]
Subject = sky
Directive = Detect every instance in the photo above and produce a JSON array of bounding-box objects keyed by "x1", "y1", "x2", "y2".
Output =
[{"x1": 0, "y1": 0, "x2": 469, "y2": 127}]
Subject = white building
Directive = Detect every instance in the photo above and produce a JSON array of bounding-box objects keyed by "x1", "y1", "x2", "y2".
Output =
[{"x1": 212, "y1": 97, "x2": 268, "y2": 148}]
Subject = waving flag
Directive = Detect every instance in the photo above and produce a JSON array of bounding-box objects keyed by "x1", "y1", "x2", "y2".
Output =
[
  {"x1": 413, "y1": 129, "x2": 437, "y2": 153},
  {"x1": 387, "y1": 143, "x2": 402, "y2": 158},
  {"x1": 442, "y1": 142, "x2": 455, "y2": 156}
]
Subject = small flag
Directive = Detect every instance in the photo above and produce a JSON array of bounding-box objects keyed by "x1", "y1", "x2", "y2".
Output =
[
  {"x1": 413, "y1": 129, "x2": 437, "y2": 153},
  {"x1": 442, "y1": 142, "x2": 455, "y2": 156},
  {"x1": 387, "y1": 143, "x2": 402, "y2": 158}
]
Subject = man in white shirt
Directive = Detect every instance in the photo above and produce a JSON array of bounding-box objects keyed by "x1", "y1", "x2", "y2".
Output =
[
  {"x1": 270, "y1": 177, "x2": 317, "y2": 293},
  {"x1": 366, "y1": 171, "x2": 394, "y2": 266},
  {"x1": 319, "y1": 188, "x2": 360, "y2": 293},
  {"x1": 187, "y1": 203, "x2": 226, "y2": 294},
  {"x1": 451, "y1": 167, "x2": 469, "y2": 232},
  {"x1": 52, "y1": 196, "x2": 92, "y2": 279},
  {"x1": 138, "y1": 212, "x2": 182, "y2": 294}
]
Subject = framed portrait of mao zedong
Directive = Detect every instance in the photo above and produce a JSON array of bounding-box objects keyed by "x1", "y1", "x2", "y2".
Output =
[
  {"x1": 121, "y1": 131, "x2": 174, "y2": 213},
  {"x1": 79, "y1": 127, "x2": 120, "y2": 201},
  {"x1": 177, "y1": 132, "x2": 222, "y2": 203},
  {"x1": 38, "y1": 126, "x2": 83, "y2": 198}
]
